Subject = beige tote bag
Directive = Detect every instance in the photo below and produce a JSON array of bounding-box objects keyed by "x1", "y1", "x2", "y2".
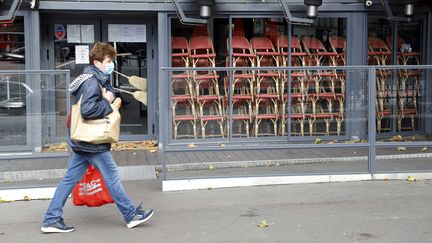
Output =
[{"x1": 70, "y1": 96, "x2": 121, "y2": 144}]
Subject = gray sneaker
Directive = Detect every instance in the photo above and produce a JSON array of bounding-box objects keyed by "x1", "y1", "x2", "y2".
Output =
[
  {"x1": 41, "y1": 220, "x2": 75, "y2": 233},
  {"x1": 126, "y1": 204, "x2": 154, "y2": 229}
]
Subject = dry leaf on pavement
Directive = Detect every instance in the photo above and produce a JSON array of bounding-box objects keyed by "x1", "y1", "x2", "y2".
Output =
[{"x1": 257, "y1": 220, "x2": 269, "y2": 228}]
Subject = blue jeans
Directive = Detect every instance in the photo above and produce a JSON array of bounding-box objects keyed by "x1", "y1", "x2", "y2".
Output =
[{"x1": 43, "y1": 151, "x2": 136, "y2": 226}]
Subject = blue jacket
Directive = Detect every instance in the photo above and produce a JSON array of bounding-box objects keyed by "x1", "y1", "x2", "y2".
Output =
[{"x1": 68, "y1": 65, "x2": 116, "y2": 153}]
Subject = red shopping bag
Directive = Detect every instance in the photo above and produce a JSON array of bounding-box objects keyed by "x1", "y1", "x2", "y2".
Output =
[{"x1": 72, "y1": 165, "x2": 114, "y2": 207}]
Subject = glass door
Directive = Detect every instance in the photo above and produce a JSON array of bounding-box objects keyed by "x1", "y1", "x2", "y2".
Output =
[{"x1": 103, "y1": 19, "x2": 154, "y2": 139}]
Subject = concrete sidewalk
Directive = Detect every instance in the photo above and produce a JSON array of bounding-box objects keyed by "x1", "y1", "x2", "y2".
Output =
[{"x1": 0, "y1": 179, "x2": 431, "y2": 243}]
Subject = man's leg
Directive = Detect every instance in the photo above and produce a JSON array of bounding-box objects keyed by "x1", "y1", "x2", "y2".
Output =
[{"x1": 43, "y1": 152, "x2": 89, "y2": 226}]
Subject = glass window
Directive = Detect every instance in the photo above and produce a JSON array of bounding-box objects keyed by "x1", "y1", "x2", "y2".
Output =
[
  {"x1": 0, "y1": 17, "x2": 27, "y2": 146},
  {"x1": 369, "y1": 18, "x2": 424, "y2": 135},
  {"x1": 170, "y1": 16, "x2": 349, "y2": 140},
  {"x1": 291, "y1": 17, "x2": 347, "y2": 137},
  {"x1": 170, "y1": 18, "x2": 229, "y2": 139}
]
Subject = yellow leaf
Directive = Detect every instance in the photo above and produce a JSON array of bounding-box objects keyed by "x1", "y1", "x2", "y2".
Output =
[
  {"x1": 23, "y1": 195, "x2": 31, "y2": 201},
  {"x1": 257, "y1": 220, "x2": 269, "y2": 228},
  {"x1": 314, "y1": 138, "x2": 321, "y2": 144},
  {"x1": 149, "y1": 149, "x2": 157, "y2": 153},
  {"x1": 209, "y1": 165, "x2": 214, "y2": 170},
  {"x1": 397, "y1": 147, "x2": 406, "y2": 151},
  {"x1": 407, "y1": 176, "x2": 417, "y2": 182},
  {"x1": 187, "y1": 143, "x2": 197, "y2": 148}
]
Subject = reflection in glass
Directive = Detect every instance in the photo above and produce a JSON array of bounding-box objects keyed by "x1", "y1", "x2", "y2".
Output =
[{"x1": 0, "y1": 17, "x2": 27, "y2": 146}]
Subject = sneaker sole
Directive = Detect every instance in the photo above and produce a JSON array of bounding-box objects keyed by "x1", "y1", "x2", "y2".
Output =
[
  {"x1": 41, "y1": 227, "x2": 75, "y2": 233},
  {"x1": 126, "y1": 210, "x2": 154, "y2": 229}
]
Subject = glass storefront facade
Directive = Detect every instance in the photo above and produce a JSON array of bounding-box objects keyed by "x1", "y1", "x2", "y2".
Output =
[{"x1": 0, "y1": 1, "x2": 431, "y2": 159}]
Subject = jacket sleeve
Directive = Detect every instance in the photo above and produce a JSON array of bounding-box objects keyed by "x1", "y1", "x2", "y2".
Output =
[{"x1": 80, "y1": 79, "x2": 113, "y2": 119}]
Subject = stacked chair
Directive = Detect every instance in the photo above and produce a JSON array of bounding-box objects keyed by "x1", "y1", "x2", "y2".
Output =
[
  {"x1": 301, "y1": 36, "x2": 345, "y2": 136},
  {"x1": 225, "y1": 36, "x2": 255, "y2": 137},
  {"x1": 368, "y1": 37, "x2": 392, "y2": 133},
  {"x1": 171, "y1": 37, "x2": 197, "y2": 139},
  {"x1": 250, "y1": 37, "x2": 281, "y2": 137},
  {"x1": 189, "y1": 36, "x2": 224, "y2": 138},
  {"x1": 171, "y1": 33, "x2": 348, "y2": 139},
  {"x1": 386, "y1": 36, "x2": 420, "y2": 132}
]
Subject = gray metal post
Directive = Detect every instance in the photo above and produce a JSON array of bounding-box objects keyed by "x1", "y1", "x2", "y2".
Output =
[
  {"x1": 368, "y1": 67, "x2": 377, "y2": 175},
  {"x1": 158, "y1": 13, "x2": 169, "y2": 179}
]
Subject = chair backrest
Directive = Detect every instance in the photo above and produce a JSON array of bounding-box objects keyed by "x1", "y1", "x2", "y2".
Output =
[
  {"x1": 189, "y1": 36, "x2": 215, "y2": 54},
  {"x1": 171, "y1": 37, "x2": 189, "y2": 67},
  {"x1": 276, "y1": 36, "x2": 303, "y2": 51},
  {"x1": 329, "y1": 36, "x2": 345, "y2": 51},
  {"x1": 386, "y1": 36, "x2": 408, "y2": 49},
  {"x1": 250, "y1": 37, "x2": 275, "y2": 52},
  {"x1": 277, "y1": 35, "x2": 288, "y2": 50},
  {"x1": 172, "y1": 37, "x2": 189, "y2": 52},
  {"x1": 368, "y1": 37, "x2": 389, "y2": 50},
  {"x1": 302, "y1": 36, "x2": 326, "y2": 53}
]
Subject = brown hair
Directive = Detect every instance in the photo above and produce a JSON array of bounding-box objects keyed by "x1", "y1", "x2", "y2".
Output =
[{"x1": 89, "y1": 42, "x2": 117, "y2": 64}]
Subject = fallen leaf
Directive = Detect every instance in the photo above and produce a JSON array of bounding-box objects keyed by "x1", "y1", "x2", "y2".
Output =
[
  {"x1": 149, "y1": 149, "x2": 157, "y2": 153},
  {"x1": 392, "y1": 135, "x2": 403, "y2": 141},
  {"x1": 257, "y1": 220, "x2": 269, "y2": 228},
  {"x1": 187, "y1": 143, "x2": 197, "y2": 148},
  {"x1": 219, "y1": 143, "x2": 226, "y2": 147},
  {"x1": 397, "y1": 147, "x2": 406, "y2": 151},
  {"x1": 209, "y1": 165, "x2": 214, "y2": 170},
  {"x1": 407, "y1": 176, "x2": 417, "y2": 182},
  {"x1": 314, "y1": 138, "x2": 322, "y2": 144},
  {"x1": 23, "y1": 195, "x2": 31, "y2": 201},
  {"x1": 421, "y1": 147, "x2": 427, "y2": 151},
  {"x1": 328, "y1": 140, "x2": 338, "y2": 144}
]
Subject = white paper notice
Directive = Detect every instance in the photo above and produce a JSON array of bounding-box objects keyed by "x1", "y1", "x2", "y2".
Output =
[
  {"x1": 80, "y1": 25, "x2": 95, "y2": 43},
  {"x1": 75, "y1": 45, "x2": 89, "y2": 64},
  {"x1": 67, "y1": 25, "x2": 81, "y2": 43},
  {"x1": 108, "y1": 24, "x2": 146, "y2": 43}
]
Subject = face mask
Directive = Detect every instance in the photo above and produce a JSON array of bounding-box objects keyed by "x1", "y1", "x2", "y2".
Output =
[{"x1": 103, "y1": 62, "x2": 115, "y2": 75}]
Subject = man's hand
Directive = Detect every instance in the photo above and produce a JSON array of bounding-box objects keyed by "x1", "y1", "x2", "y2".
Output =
[
  {"x1": 102, "y1": 87, "x2": 115, "y2": 103},
  {"x1": 113, "y1": 98, "x2": 122, "y2": 109}
]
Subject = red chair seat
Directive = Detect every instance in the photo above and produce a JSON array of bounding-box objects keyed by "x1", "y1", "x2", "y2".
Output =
[
  {"x1": 233, "y1": 53, "x2": 256, "y2": 58},
  {"x1": 172, "y1": 95, "x2": 192, "y2": 102},
  {"x1": 232, "y1": 94, "x2": 253, "y2": 100},
  {"x1": 232, "y1": 114, "x2": 250, "y2": 120},
  {"x1": 257, "y1": 94, "x2": 278, "y2": 99},
  {"x1": 190, "y1": 54, "x2": 216, "y2": 59},
  {"x1": 233, "y1": 73, "x2": 254, "y2": 79},
  {"x1": 174, "y1": 115, "x2": 195, "y2": 121},
  {"x1": 314, "y1": 113, "x2": 332, "y2": 119},
  {"x1": 256, "y1": 114, "x2": 278, "y2": 119},
  {"x1": 368, "y1": 51, "x2": 391, "y2": 56},
  {"x1": 201, "y1": 115, "x2": 224, "y2": 121},
  {"x1": 197, "y1": 95, "x2": 220, "y2": 101},
  {"x1": 400, "y1": 109, "x2": 417, "y2": 115},
  {"x1": 172, "y1": 53, "x2": 189, "y2": 57},
  {"x1": 257, "y1": 72, "x2": 279, "y2": 77},
  {"x1": 195, "y1": 74, "x2": 220, "y2": 80}
]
